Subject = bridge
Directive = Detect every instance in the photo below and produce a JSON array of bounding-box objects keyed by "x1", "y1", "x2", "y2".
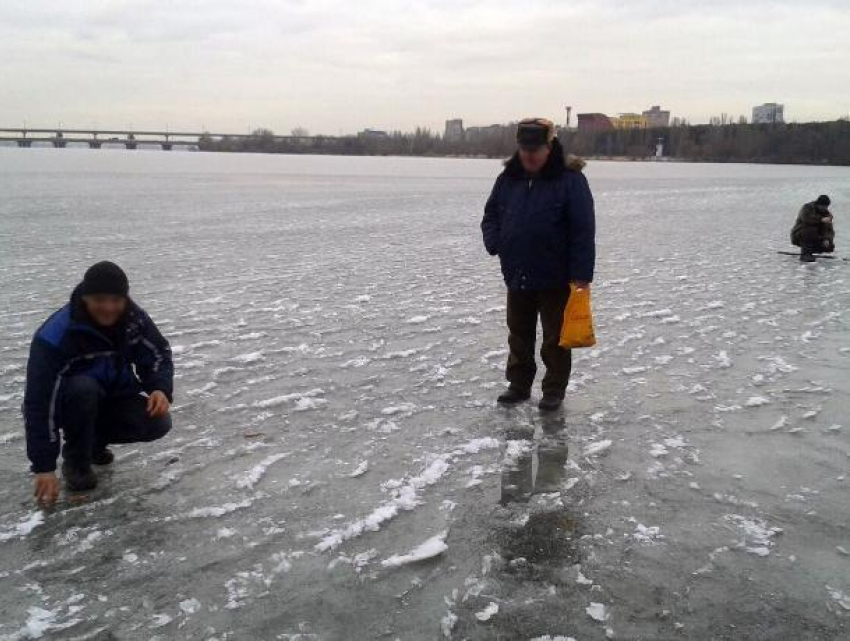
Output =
[{"x1": 0, "y1": 127, "x2": 316, "y2": 150}]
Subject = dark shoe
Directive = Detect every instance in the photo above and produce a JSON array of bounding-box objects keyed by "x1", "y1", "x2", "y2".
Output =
[
  {"x1": 497, "y1": 387, "x2": 531, "y2": 405},
  {"x1": 538, "y1": 395, "x2": 564, "y2": 412},
  {"x1": 62, "y1": 462, "x2": 98, "y2": 492},
  {"x1": 92, "y1": 448, "x2": 114, "y2": 466},
  {"x1": 800, "y1": 250, "x2": 816, "y2": 262}
]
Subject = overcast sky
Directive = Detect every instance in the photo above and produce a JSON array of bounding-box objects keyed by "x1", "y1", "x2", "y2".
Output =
[{"x1": 1, "y1": 0, "x2": 848, "y2": 135}]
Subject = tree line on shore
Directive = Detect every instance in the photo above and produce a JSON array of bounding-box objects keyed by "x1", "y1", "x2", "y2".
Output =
[{"x1": 198, "y1": 119, "x2": 850, "y2": 165}]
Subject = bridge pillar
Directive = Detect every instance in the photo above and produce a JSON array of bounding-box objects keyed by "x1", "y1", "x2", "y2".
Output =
[
  {"x1": 125, "y1": 142, "x2": 137, "y2": 150},
  {"x1": 52, "y1": 139, "x2": 67, "y2": 148},
  {"x1": 89, "y1": 141, "x2": 102, "y2": 149},
  {"x1": 162, "y1": 143, "x2": 172, "y2": 151},
  {"x1": 17, "y1": 140, "x2": 32, "y2": 148}
]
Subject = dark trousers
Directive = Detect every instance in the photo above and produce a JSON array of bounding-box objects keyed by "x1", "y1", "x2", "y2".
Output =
[
  {"x1": 61, "y1": 375, "x2": 172, "y2": 468},
  {"x1": 796, "y1": 227, "x2": 834, "y2": 253},
  {"x1": 505, "y1": 288, "x2": 572, "y2": 397}
]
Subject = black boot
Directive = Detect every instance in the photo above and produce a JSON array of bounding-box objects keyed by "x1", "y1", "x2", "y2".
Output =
[
  {"x1": 497, "y1": 387, "x2": 531, "y2": 405},
  {"x1": 93, "y1": 447, "x2": 114, "y2": 466},
  {"x1": 538, "y1": 394, "x2": 564, "y2": 412},
  {"x1": 62, "y1": 462, "x2": 98, "y2": 492},
  {"x1": 800, "y1": 249, "x2": 816, "y2": 262}
]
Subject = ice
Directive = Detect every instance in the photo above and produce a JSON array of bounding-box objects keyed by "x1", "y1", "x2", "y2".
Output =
[
  {"x1": 0, "y1": 511, "x2": 44, "y2": 542},
  {"x1": 474, "y1": 602, "x2": 498, "y2": 621},
  {"x1": 1, "y1": 153, "x2": 848, "y2": 640},
  {"x1": 381, "y1": 531, "x2": 448, "y2": 567},
  {"x1": 586, "y1": 602, "x2": 610, "y2": 622}
]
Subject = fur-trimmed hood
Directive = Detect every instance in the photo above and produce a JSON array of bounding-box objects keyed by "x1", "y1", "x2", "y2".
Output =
[{"x1": 503, "y1": 138, "x2": 586, "y2": 179}]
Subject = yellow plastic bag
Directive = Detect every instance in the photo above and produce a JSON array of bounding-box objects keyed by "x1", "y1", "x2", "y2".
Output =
[{"x1": 559, "y1": 284, "x2": 597, "y2": 348}]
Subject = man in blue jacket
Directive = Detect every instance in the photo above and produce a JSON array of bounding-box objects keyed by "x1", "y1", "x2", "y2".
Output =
[
  {"x1": 24, "y1": 262, "x2": 174, "y2": 504},
  {"x1": 481, "y1": 118, "x2": 596, "y2": 411}
]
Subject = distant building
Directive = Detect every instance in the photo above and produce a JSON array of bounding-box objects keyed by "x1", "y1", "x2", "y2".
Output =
[
  {"x1": 358, "y1": 129, "x2": 389, "y2": 139},
  {"x1": 612, "y1": 113, "x2": 648, "y2": 129},
  {"x1": 444, "y1": 119, "x2": 464, "y2": 142},
  {"x1": 642, "y1": 105, "x2": 671, "y2": 128},
  {"x1": 752, "y1": 103, "x2": 785, "y2": 124},
  {"x1": 577, "y1": 113, "x2": 614, "y2": 131},
  {"x1": 465, "y1": 124, "x2": 507, "y2": 140}
]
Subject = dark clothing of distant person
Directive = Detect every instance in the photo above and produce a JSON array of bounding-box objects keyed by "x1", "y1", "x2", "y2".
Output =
[
  {"x1": 481, "y1": 138, "x2": 596, "y2": 398},
  {"x1": 791, "y1": 198, "x2": 835, "y2": 256},
  {"x1": 23, "y1": 286, "x2": 174, "y2": 473}
]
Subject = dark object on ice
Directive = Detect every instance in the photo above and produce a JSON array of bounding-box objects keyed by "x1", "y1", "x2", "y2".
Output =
[
  {"x1": 800, "y1": 250, "x2": 816, "y2": 262},
  {"x1": 505, "y1": 289, "x2": 573, "y2": 399},
  {"x1": 776, "y1": 251, "x2": 844, "y2": 261},
  {"x1": 80, "y1": 261, "x2": 130, "y2": 297},
  {"x1": 23, "y1": 266, "x2": 174, "y2": 475},
  {"x1": 538, "y1": 395, "x2": 564, "y2": 412},
  {"x1": 791, "y1": 199, "x2": 835, "y2": 257},
  {"x1": 62, "y1": 461, "x2": 98, "y2": 492},
  {"x1": 498, "y1": 387, "x2": 531, "y2": 405},
  {"x1": 92, "y1": 447, "x2": 114, "y2": 466}
]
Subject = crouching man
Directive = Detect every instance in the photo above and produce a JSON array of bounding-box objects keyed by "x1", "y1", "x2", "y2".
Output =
[
  {"x1": 24, "y1": 262, "x2": 174, "y2": 505},
  {"x1": 792, "y1": 194, "x2": 835, "y2": 262},
  {"x1": 481, "y1": 118, "x2": 596, "y2": 411}
]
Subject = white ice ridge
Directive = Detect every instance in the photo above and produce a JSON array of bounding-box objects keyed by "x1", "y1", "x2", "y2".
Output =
[
  {"x1": 252, "y1": 388, "x2": 325, "y2": 409},
  {"x1": 381, "y1": 531, "x2": 448, "y2": 567},
  {"x1": 315, "y1": 438, "x2": 499, "y2": 552},
  {"x1": 0, "y1": 511, "x2": 44, "y2": 542},
  {"x1": 583, "y1": 439, "x2": 612, "y2": 457},
  {"x1": 235, "y1": 452, "x2": 290, "y2": 489}
]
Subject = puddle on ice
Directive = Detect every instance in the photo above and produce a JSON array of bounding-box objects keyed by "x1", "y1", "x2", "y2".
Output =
[{"x1": 1, "y1": 154, "x2": 849, "y2": 639}]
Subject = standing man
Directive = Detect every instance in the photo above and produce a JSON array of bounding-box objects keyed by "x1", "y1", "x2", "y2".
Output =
[
  {"x1": 791, "y1": 195, "x2": 835, "y2": 262},
  {"x1": 481, "y1": 118, "x2": 596, "y2": 411},
  {"x1": 24, "y1": 262, "x2": 174, "y2": 505}
]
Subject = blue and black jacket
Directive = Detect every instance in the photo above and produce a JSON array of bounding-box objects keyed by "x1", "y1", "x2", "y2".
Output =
[
  {"x1": 23, "y1": 286, "x2": 174, "y2": 473},
  {"x1": 481, "y1": 140, "x2": 596, "y2": 290}
]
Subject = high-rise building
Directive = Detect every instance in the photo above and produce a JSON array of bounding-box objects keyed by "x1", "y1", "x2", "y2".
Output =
[
  {"x1": 752, "y1": 103, "x2": 785, "y2": 124},
  {"x1": 444, "y1": 119, "x2": 464, "y2": 142},
  {"x1": 642, "y1": 105, "x2": 671, "y2": 128}
]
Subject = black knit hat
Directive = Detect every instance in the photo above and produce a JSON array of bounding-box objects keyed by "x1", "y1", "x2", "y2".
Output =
[
  {"x1": 816, "y1": 195, "x2": 831, "y2": 206},
  {"x1": 80, "y1": 261, "x2": 130, "y2": 297}
]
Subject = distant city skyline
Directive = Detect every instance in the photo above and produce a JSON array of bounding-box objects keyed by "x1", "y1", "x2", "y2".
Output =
[{"x1": 2, "y1": 0, "x2": 848, "y2": 135}]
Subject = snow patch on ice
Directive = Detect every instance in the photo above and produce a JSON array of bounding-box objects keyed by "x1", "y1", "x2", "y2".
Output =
[{"x1": 381, "y1": 532, "x2": 448, "y2": 567}]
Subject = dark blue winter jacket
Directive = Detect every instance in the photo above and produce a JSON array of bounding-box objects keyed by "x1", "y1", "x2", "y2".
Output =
[
  {"x1": 481, "y1": 145, "x2": 596, "y2": 289},
  {"x1": 23, "y1": 287, "x2": 174, "y2": 473}
]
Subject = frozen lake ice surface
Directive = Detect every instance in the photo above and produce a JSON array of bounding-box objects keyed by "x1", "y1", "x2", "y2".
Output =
[{"x1": 0, "y1": 149, "x2": 848, "y2": 640}]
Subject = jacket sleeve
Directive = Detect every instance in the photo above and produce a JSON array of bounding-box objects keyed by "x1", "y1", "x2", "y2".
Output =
[
  {"x1": 132, "y1": 311, "x2": 174, "y2": 402},
  {"x1": 23, "y1": 337, "x2": 66, "y2": 474},
  {"x1": 481, "y1": 175, "x2": 503, "y2": 256},
  {"x1": 565, "y1": 171, "x2": 597, "y2": 283}
]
